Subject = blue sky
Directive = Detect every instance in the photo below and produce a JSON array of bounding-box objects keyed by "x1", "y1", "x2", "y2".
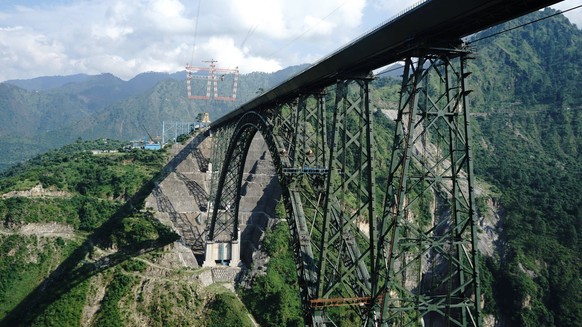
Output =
[{"x1": 0, "y1": 0, "x2": 580, "y2": 81}]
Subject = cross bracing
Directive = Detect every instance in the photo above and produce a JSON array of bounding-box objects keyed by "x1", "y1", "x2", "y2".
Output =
[{"x1": 197, "y1": 1, "x2": 564, "y2": 325}]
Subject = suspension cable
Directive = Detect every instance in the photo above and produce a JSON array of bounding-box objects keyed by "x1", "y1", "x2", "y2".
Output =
[
  {"x1": 189, "y1": 0, "x2": 202, "y2": 64},
  {"x1": 469, "y1": 4, "x2": 582, "y2": 44}
]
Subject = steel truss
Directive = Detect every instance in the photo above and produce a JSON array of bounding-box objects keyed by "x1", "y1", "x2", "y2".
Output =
[
  {"x1": 375, "y1": 50, "x2": 481, "y2": 326},
  {"x1": 161, "y1": 121, "x2": 197, "y2": 145},
  {"x1": 207, "y1": 78, "x2": 377, "y2": 325},
  {"x1": 207, "y1": 126, "x2": 235, "y2": 239},
  {"x1": 206, "y1": 48, "x2": 481, "y2": 326}
]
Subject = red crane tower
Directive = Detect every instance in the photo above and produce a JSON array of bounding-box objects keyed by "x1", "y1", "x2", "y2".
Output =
[{"x1": 185, "y1": 59, "x2": 239, "y2": 101}]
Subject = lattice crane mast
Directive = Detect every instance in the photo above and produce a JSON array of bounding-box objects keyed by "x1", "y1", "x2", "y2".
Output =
[{"x1": 186, "y1": 59, "x2": 239, "y2": 101}]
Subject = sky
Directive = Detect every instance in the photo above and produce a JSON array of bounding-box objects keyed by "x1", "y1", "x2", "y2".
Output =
[{"x1": 0, "y1": 0, "x2": 581, "y2": 82}]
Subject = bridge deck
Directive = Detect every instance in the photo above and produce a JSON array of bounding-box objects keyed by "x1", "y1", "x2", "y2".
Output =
[{"x1": 212, "y1": 0, "x2": 562, "y2": 128}]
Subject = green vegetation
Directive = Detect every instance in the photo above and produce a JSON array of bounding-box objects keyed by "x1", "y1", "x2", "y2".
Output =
[
  {"x1": 0, "y1": 139, "x2": 182, "y2": 326},
  {"x1": 466, "y1": 9, "x2": 582, "y2": 326},
  {"x1": 29, "y1": 280, "x2": 90, "y2": 327},
  {"x1": 0, "y1": 235, "x2": 82, "y2": 320},
  {"x1": 239, "y1": 219, "x2": 303, "y2": 327},
  {"x1": 111, "y1": 211, "x2": 179, "y2": 248},
  {"x1": 473, "y1": 106, "x2": 582, "y2": 326},
  {"x1": 1, "y1": 144, "x2": 163, "y2": 196},
  {"x1": 93, "y1": 270, "x2": 136, "y2": 327},
  {"x1": 206, "y1": 292, "x2": 254, "y2": 327}
]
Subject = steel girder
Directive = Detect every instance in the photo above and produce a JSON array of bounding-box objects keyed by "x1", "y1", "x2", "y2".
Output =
[
  {"x1": 316, "y1": 79, "x2": 375, "y2": 302},
  {"x1": 375, "y1": 51, "x2": 481, "y2": 326},
  {"x1": 207, "y1": 78, "x2": 377, "y2": 325},
  {"x1": 207, "y1": 125, "x2": 236, "y2": 241}
]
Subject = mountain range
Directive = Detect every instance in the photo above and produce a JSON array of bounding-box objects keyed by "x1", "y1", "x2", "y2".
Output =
[
  {"x1": 0, "y1": 7, "x2": 580, "y2": 326},
  {"x1": 0, "y1": 65, "x2": 309, "y2": 171}
]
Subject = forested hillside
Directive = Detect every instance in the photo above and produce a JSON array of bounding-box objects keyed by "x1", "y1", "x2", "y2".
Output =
[
  {"x1": 467, "y1": 8, "x2": 581, "y2": 326},
  {"x1": 0, "y1": 65, "x2": 307, "y2": 172},
  {"x1": 0, "y1": 140, "x2": 256, "y2": 326},
  {"x1": 0, "y1": 7, "x2": 579, "y2": 327}
]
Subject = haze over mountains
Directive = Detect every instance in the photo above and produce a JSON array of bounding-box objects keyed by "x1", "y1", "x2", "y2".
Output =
[
  {"x1": 0, "y1": 65, "x2": 308, "y2": 171},
  {"x1": 0, "y1": 8, "x2": 580, "y2": 326},
  {"x1": 1, "y1": 5, "x2": 581, "y2": 172}
]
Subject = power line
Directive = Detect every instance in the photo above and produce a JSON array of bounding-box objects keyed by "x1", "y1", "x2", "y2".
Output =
[
  {"x1": 266, "y1": 0, "x2": 350, "y2": 58},
  {"x1": 189, "y1": 0, "x2": 203, "y2": 64},
  {"x1": 239, "y1": 24, "x2": 258, "y2": 49},
  {"x1": 469, "y1": 4, "x2": 582, "y2": 44},
  {"x1": 374, "y1": 4, "x2": 582, "y2": 77}
]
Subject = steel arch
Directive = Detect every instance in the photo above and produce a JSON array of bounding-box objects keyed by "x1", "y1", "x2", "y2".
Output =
[
  {"x1": 207, "y1": 78, "x2": 378, "y2": 325},
  {"x1": 207, "y1": 110, "x2": 320, "y2": 316}
]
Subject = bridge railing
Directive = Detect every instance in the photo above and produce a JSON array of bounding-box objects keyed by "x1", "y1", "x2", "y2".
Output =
[{"x1": 367, "y1": 0, "x2": 431, "y2": 36}]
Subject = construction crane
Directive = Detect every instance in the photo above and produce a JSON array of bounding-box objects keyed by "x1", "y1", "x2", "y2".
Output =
[
  {"x1": 141, "y1": 124, "x2": 161, "y2": 150},
  {"x1": 185, "y1": 59, "x2": 239, "y2": 101}
]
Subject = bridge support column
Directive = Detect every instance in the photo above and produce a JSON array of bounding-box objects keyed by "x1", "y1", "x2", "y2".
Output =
[
  {"x1": 202, "y1": 238, "x2": 240, "y2": 267},
  {"x1": 256, "y1": 80, "x2": 377, "y2": 325},
  {"x1": 292, "y1": 77, "x2": 377, "y2": 324},
  {"x1": 203, "y1": 241, "x2": 217, "y2": 267},
  {"x1": 376, "y1": 49, "x2": 481, "y2": 327},
  {"x1": 230, "y1": 239, "x2": 241, "y2": 267}
]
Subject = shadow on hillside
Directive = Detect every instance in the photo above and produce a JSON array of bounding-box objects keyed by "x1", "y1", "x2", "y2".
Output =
[{"x1": 0, "y1": 133, "x2": 209, "y2": 327}]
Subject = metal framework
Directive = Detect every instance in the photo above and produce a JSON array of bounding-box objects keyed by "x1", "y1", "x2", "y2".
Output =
[
  {"x1": 374, "y1": 50, "x2": 481, "y2": 326},
  {"x1": 204, "y1": 48, "x2": 482, "y2": 326},
  {"x1": 161, "y1": 121, "x2": 197, "y2": 145},
  {"x1": 186, "y1": 59, "x2": 239, "y2": 101},
  {"x1": 206, "y1": 77, "x2": 378, "y2": 325},
  {"x1": 203, "y1": 48, "x2": 482, "y2": 327}
]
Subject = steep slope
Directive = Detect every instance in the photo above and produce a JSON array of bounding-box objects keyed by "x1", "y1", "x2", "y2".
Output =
[
  {"x1": 0, "y1": 83, "x2": 92, "y2": 138},
  {"x1": 0, "y1": 67, "x2": 306, "y2": 172},
  {"x1": 45, "y1": 79, "x2": 201, "y2": 142},
  {"x1": 468, "y1": 8, "x2": 582, "y2": 108},
  {"x1": 0, "y1": 139, "x2": 254, "y2": 326},
  {"x1": 466, "y1": 9, "x2": 582, "y2": 327}
]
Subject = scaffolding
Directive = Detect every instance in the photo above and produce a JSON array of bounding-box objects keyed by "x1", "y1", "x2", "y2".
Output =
[{"x1": 186, "y1": 59, "x2": 239, "y2": 101}]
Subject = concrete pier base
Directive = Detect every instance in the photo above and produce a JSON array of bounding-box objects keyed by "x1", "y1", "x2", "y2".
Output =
[{"x1": 203, "y1": 238, "x2": 241, "y2": 267}]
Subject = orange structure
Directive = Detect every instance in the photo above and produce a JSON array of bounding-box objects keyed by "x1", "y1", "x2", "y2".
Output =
[{"x1": 185, "y1": 59, "x2": 239, "y2": 101}]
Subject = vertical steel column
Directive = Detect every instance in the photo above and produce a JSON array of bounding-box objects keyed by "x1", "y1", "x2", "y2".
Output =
[
  {"x1": 207, "y1": 125, "x2": 236, "y2": 240},
  {"x1": 377, "y1": 51, "x2": 481, "y2": 327},
  {"x1": 271, "y1": 96, "x2": 325, "y2": 322},
  {"x1": 296, "y1": 91, "x2": 328, "y2": 170},
  {"x1": 308, "y1": 77, "x2": 375, "y2": 324}
]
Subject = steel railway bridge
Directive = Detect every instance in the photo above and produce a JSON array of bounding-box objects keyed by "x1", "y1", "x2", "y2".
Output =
[{"x1": 198, "y1": 0, "x2": 563, "y2": 325}]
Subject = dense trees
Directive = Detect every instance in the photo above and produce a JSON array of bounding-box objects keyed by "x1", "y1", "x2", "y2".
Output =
[
  {"x1": 205, "y1": 293, "x2": 254, "y2": 327},
  {"x1": 467, "y1": 9, "x2": 582, "y2": 326},
  {"x1": 239, "y1": 220, "x2": 303, "y2": 327},
  {"x1": 474, "y1": 108, "x2": 582, "y2": 326},
  {"x1": 0, "y1": 140, "x2": 178, "y2": 326}
]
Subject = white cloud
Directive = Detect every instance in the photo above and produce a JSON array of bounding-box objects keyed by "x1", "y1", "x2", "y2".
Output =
[
  {"x1": 0, "y1": 26, "x2": 69, "y2": 78},
  {"x1": 0, "y1": 0, "x2": 369, "y2": 81},
  {"x1": 552, "y1": 1, "x2": 582, "y2": 28},
  {"x1": 0, "y1": 0, "x2": 580, "y2": 81},
  {"x1": 144, "y1": 0, "x2": 194, "y2": 33}
]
